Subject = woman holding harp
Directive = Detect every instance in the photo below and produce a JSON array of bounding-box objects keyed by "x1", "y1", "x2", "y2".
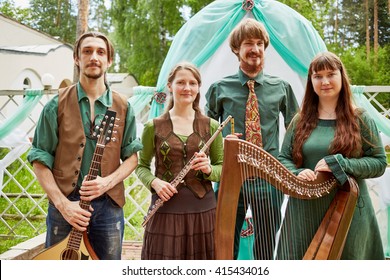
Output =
[
  {"x1": 136, "y1": 62, "x2": 224, "y2": 260},
  {"x1": 277, "y1": 52, "x2": 387, "y2": 259}
]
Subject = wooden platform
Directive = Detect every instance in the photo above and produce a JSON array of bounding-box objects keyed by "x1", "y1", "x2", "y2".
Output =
[
  {"x1": 121, "y1": 241, "x2": 142, "y2": 260},
  {"x1": 0, "y1": 235, "x2": 142, "y2": 260}
]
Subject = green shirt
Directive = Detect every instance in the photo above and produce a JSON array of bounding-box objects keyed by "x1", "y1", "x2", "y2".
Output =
[
  {"x1": 135, "y1": 118, "x2": 224, "y2": 190},
  {"x1": 205, "y1": 69, "x2": 299, "y2": 158},
  {"x1": 28, "y1": 82, "x2": 143, "y2": 186}
]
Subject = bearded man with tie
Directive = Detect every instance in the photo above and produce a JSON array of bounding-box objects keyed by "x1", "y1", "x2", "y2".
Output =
[{"x1": 205, "y1": 18, "x2": 299, "y2": 260}]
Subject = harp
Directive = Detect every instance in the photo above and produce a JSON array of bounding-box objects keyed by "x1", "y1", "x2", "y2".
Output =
[{"x1": 215, "y1": 138, "x2": 359, "y2": 260}]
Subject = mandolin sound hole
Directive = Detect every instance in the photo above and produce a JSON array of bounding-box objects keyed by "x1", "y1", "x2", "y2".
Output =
[{"x1": 61, "y1": 249, "x2": 80, "y2": 260}]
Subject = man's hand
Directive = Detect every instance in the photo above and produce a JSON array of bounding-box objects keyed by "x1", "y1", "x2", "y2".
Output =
[
  {"x1": 79, "y1": 175, "x2": 110, "y2": 201},
  {"x1": 58, "y1": 200, "x2": 92, "y2": 231}
]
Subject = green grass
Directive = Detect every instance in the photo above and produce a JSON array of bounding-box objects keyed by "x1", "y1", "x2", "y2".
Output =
[{"x1": 386, "y1": 150, "x2": 390, "y2": 165}]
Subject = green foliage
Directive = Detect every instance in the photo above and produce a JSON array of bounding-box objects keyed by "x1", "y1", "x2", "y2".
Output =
[
  {"x1": 0, "y1": 148, "x2": 48, "y2": 254},
  {"x1": 89, "y1": 0, "x2": 112, "y2": 34},
  {"x1": 279, "y1": 0, "x2": 331, "y2": 36},
  {"x1": 3, "y1": 0, "x2": 389, "y2": 86},
  {"x1": 122, "y1": 175, "x2": 150, "y2": 241},
  {"x1": 28, "y1": 0, "x2": 77, "y2": 44},
  {"x1": 111, "y1": 0, "x2": 213, "y2": 86},
  {"x1": 328, "y1": 44, "x2": 390, "y2": 87},
  {"x1": 0, "y1": 0, "x2": 32, "y2": 24}
]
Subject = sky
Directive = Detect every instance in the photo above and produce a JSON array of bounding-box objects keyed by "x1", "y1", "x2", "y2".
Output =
[
  {"x1": 12, "y1": 0, "x2": 112, "y2": 8},
  {"x1": 13, "y1": 0, "x2": 29, "y2": 8}
]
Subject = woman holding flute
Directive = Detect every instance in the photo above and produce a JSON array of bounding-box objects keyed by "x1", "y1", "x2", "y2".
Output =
[{"x1": 136, "y1": 62, "x2": 224, "y2": 260}]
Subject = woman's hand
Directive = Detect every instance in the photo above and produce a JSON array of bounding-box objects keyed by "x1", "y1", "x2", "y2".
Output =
[
  {"x1": 192, "y1": 152, "x2": 212, "y2": 176},
  {"x1": 297, "y1": 169, "x2": 317, "y2": 181},
  {"x1": 314, "y1": 159, "x2": 331, "y2": 172},
  {"x1": 225, "y1": 133, "x2": 242, "y2": 139},
  {"x1": 151, "y1": 178, "x2": 178, "y2": 201}
]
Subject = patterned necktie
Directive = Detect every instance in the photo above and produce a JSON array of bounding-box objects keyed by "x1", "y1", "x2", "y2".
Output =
[{"x1": 245, "y1": 79, "x2": 263, "y2": 147}]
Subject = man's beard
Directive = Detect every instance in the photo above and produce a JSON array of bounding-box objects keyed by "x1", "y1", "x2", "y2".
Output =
[
  {"x1": 84, "y1": 72, "x2": 104, "y2": 79},
  {"x1": 83, "y1": 63, "x2": 104, "y2": 79},
  {"x1": 240, "y1": 60, "x2": 263, "y2": 76}
]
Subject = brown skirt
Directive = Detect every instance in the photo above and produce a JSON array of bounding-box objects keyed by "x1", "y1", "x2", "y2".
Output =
[{"x1": 141, "y1": 208, "x2": 216, "y2": 260}]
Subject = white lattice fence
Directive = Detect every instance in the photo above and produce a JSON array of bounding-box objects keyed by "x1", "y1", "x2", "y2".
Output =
[
  {"x1": 0, "y1": 86, "x2": 389, "y2": 246},
  {"x1": 0, "y1": 89, "x2": 151, "y2": 243}
]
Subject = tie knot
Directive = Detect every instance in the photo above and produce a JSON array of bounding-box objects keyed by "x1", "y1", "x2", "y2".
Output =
[{"x1": 247, "y1": 80, "x2": 255, "y2": 92}]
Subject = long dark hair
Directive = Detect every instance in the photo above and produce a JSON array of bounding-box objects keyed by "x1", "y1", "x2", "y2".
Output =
[{"x1": 292, "y1": 51, "x2": 362, "y2": 167}]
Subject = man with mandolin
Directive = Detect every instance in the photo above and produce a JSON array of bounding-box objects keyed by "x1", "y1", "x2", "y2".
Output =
[{"x1": 28, "y1": 31, "x2": 142, "y2": 260}]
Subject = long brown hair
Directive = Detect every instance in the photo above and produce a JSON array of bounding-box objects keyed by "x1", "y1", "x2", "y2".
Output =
[
  {"x1": 292, "y1": 51, "x2": 362, "y2": 167},
  {"x1": 165, "y1": 62, "x2": 202, "y2": 112}
]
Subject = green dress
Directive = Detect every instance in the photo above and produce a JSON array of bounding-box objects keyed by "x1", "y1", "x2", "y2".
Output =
[{"x1": 278, "y1": 110, "x2": 387, "y2": 260}]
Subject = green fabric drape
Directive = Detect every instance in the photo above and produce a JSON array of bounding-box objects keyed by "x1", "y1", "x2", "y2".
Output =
[
  {"x1": 128, "y1": 86, "x2": 156, "y2": 117},
  {"x1": 387, "y1": 207, "x2": 390, "y2": 258},
  {"x1": 352, "y1": 85, "x2": 390, "y2": 137},
  {"x1": 150, "y1": 0, "x2": 327, "y2": 119},
  {"x1": 0, "y1": 89, "x2": 43, "y2": 140}
]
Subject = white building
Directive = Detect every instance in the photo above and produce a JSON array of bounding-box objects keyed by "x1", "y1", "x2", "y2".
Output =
[{"x1": 0, "y1": 14, "x2": 74, "y2": 90}]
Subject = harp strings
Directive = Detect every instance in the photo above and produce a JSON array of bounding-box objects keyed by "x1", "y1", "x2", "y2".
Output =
[{"x1": 237, "y1": 142, "x2": 333, "y2": 260}]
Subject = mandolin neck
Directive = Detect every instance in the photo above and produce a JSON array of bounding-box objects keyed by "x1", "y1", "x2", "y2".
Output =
[{"x1": 68, "y1": 143, "x2": 105, "y2": 249}]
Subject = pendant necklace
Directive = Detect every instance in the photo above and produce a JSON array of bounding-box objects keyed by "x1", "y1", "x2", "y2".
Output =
[{"x1": 320, "y1": 107, "x2": 335, "y2": 118}]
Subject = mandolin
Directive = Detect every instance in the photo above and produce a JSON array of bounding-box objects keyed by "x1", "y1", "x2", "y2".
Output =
[{"x1": 33, "y1": 110, "x2": 117, "y2": 260}]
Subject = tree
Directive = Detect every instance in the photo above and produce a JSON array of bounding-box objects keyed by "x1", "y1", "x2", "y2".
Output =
[
  {"x1": 29, "y1": 0, "x2": 77, "y2": 44},
  {"x1": 0, "y1": 0, "x2": 32, "y2": 23},
  {"x1": 3, "y1": 0, "x2": 389, "y2": 86},
  {"x1": 373, "y1": 0, "x2": 379, "y2": 67},
  {"x1": 279, "y1": 0, "x2": 331, "y2": 38},
  {"x1": 111, "y1": 0, "x2": 213, "y2": 86},
  {"x1": 89, "y1": 0, "x2": 112, "y2": 34},
  {"x1": 365, "y1": 0, "x2": 370, "y2": 60},
  {"x1": 76, "y1": 0, "x2": 89, "y2": 38},
  {"x1": 74, "y1": 0, "x2": 90, "y2": 82}
]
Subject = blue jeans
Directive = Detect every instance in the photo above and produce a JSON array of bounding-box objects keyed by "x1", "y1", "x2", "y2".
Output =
[{"x1": 46, "y1": 191, "x2": 124, "y2": 260}]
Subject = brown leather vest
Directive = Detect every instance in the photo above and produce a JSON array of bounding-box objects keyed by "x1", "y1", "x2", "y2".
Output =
[
  {"x1": 154, "y1": 111, "x2": 212, "y2": 198},
  {"x1": 53, "y1": 84, "x2": 128, "y2": 207}
]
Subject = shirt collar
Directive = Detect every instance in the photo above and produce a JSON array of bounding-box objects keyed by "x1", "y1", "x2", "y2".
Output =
[
  {"x1": 76, "y1": 82, "x2": 112, "y2": 107},
  {"x1": 238, "y1": 68, "x2": 265, "y2": 86}
]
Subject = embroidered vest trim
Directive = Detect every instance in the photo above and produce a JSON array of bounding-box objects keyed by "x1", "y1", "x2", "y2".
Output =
[{"x1": 154, "y1": 111, "x2": 212, "y2": 198}]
